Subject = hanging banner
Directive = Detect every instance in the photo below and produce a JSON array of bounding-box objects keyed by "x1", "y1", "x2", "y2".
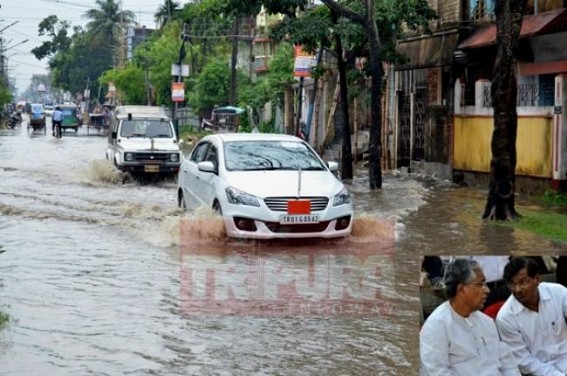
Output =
[
  {"x1": 171, "y1": 82, "x2": 185, "y2": 102},
  {"x1": 294, "y1": 45, "x2": 316, "y2": 78}
]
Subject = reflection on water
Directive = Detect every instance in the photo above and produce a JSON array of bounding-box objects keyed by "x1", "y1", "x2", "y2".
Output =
[{"x1": 398, "y1": 186, "x2": 567, "y2": 256}]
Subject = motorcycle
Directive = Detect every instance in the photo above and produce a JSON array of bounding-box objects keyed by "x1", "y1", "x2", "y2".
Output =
[{"x1": 8, "y1": 111, "x2": 22, "y2": 129}]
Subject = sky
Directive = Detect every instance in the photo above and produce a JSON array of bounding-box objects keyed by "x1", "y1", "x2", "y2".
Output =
[{"x1": 1, "y1": 0, "x2": 185, "y2": 96}]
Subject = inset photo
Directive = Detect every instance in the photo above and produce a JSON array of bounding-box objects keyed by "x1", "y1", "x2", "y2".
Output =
[{"x1": 420, "y1": 255, "x2": 567, "y2": 376}]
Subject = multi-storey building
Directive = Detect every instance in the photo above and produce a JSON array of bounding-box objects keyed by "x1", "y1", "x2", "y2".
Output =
[{"x1": 394, "y1": 0, "x2": 567, "y2": 192}]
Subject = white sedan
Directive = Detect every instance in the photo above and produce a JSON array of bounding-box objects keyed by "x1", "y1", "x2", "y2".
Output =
[{"x1": 177, "y1": 133, "x2": 353, "y2": 239}]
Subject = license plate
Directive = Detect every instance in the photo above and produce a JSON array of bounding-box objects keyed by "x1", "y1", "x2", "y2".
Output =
[
  {"x1": 279, "y1": 214, "x2": 319, "y2": 224},
  {"x1": 144, "y1": 164, "x2": 159, "y2": 173}
]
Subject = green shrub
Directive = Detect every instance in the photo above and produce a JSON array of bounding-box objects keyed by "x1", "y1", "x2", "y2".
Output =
[{"x1": 542, "y1": 189, "x2": 567, "y2": 206}]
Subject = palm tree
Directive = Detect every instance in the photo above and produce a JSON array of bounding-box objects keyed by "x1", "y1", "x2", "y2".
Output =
[
  {"x1": 84, "y1": 0, "x2": 136, "y2": 48},
  {"x1": 155, "y1": 0, "x2": 181, "y2": 29}
]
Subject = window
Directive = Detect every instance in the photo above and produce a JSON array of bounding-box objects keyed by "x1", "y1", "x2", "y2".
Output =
[
  {"x1": 190, "y1": 142, "x2": 209, "y2": 163},
  {"x1": 466, "y1": 0, "x2": 495, "y2": 21}
]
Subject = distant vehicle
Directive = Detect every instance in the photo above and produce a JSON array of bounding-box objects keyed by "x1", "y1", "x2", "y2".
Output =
[
  {"x1": 29, "y1": 103, "x2": 46, "y2": 127},
  {"x1": 200, "y1": 106, "x2": 244, "y2": 132},
  {"x1": 106, "y1": 105, "x2": 182, "y2": 176},
  {"x1": 59, "y1": 105, "x2": 81, "y2": 133},
  {"x1": 44, "y1": 105, "x2": 54, "y2": 117},
  {"x1": 177, "y1": 133, "x2": 353, "y2": 239}
]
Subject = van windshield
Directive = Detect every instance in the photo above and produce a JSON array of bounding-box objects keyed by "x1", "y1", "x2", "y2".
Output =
[{"x1": 120, "y1": 119, "x2": 173, "y2": 138}]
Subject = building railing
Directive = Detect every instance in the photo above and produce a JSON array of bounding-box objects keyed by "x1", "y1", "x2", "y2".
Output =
[{"x1": 480, "y1": 83, "x2": 554, "y2": 107}]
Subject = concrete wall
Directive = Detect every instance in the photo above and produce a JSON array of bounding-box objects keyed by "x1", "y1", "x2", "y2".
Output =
[{"x1": 453, "y1": 115, "x2": 553, "y2": 177}]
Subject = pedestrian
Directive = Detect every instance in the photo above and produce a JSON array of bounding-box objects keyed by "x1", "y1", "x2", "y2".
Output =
[
  {"x1": 496, "y1": 256, "x2": 567, "y2": 376},
  {"x1": 52, "y1": 106, "x2": 63, "y2": 137},
  {"x1": 420, "y1": 258, "x2": 521, "y2": 376}
]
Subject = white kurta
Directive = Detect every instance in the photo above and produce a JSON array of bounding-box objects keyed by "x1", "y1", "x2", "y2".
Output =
[
  {"x1": 496, "y1": 282, "x2": 567, "y2": 376},
  {"x1": 420, "y1": 301, "x2": 520, "y2": 376}
]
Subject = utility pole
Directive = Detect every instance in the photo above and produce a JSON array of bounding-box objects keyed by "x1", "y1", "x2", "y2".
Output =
[
  {"x1": 172, "y1": 23, "x2": 188, "y2": 138},
  {"x1": 229, "y1": 16, "x2": 240, "y2": 106},
  {"x1": 143, "y1": 26, "x2": 151, "y2": 105}
]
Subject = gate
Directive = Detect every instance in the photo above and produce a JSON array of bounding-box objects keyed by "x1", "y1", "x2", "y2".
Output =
[
  {"x1": 397, "y1": 87, "x2": 427, "y2": 167},
  {"x1": 413, "y1": 87, "x2": 427, "y2": 160},
  {"x1": 397, "y1": 91, "x2": 411, "y2": 167}
]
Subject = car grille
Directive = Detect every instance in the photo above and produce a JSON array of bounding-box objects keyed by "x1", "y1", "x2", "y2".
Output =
[
  {"x1": 134, "y1": 153, "x2": 170, "y2": 162},
  {"x1": 265, "y1": 221, "x2": 331, "y2": 233},
  {"x1": 264, "y1": 197, "x2": 329, "y2": 212}
]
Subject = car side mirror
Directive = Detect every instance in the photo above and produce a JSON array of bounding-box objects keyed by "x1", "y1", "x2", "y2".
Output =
[
  {"x1": 327, "y1": 161, "x2": 339, "y2": 172},
  {"x1": 197, "y1": 161, "x2": 216, "y2": 173}
]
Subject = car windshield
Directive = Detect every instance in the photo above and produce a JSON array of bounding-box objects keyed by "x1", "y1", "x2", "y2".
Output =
[
  {"x1": 120, "y1": 119, "x2": 173, "y2": 138},
  {"x1": 224, "y1": 140, "x2": 326, "y2": 171}
]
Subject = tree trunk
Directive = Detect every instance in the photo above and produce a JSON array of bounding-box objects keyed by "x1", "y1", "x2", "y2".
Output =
[
  {"x1": 333, "y1": 14, "x2": 353, "y2": 180},
  {"x1": 482, "y1": 0, "x2": 526, "y2": 220},
  {"x1": 366, "y1": 0, "x2": 382, "y2": 189},
  {"x1": 320, "y1": 0, "x2": 383, "y2": 188}
]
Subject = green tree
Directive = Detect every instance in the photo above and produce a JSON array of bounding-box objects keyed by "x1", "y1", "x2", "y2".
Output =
[
  {"x1": 0, "y1": 82, "x2": 12, "y2": 107},
  {"x1": 30, "y1": 15, "x2": 73, "y2": 60},
  {"x1": 189, "y1": 58, "x2": 232, "y2": 114},
  {"x1": 155, "y1": 0, "x2": 182, "y2": 29},
  {"x1": 101, "y1": 63, "x2": 146, "y2": 104},
  {"x1": 319, "y1": 0, "x2": 436, "y2": 189},
  {"x1": 49, "y1": 28, "x2": 113, "y2": 97},
  {"x1": 482, "y1": 0, "x2": 527, "y2": 220},
  {"x1": 84, "y1": 0, "x2": 135, "y2": 49}
]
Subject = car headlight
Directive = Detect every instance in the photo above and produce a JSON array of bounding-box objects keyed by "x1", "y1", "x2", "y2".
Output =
[
  {"x1": 225, "y1": 186, "x2": 260, "y2": 207},
  {"x1": 169, "y1": 153, "x2": 179, "y2": 162},
  {"x1": 124, "y1": 152, "x2": 135, "y2": 162},
  {"x1": 333, "y1": 187, "x2": 351, "y2": 206}
]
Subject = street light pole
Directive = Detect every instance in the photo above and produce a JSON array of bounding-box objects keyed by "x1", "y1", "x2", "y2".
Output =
[{"x1": 172, "y1": 23, "x2": 187, "y2": 138}]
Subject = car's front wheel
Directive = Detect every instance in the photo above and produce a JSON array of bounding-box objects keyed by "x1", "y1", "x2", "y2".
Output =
[
  {"x1": 178, "y1": 190, "x2": 187, "y2": 211},
  {"x1": 212, "y1": 200, "x2": 222, "y2": 215}
]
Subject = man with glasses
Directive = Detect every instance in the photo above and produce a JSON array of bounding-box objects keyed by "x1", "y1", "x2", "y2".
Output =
[
  {"x1": 420, "y1": 258, "x2": 521, "y2": 375},
  {"x1": 496, "y1": 256, "x2": 567, "y2": 376}
]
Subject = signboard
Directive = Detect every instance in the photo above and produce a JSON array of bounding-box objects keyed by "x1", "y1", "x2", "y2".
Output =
[
  {"x1": 171, "y1": 82, "x2": 185, "y2": 102},
  {"x1": 293, "y1": 45, "x2": 316, "y2": 78},
  {"x1": 108, "y1": 81, "x2": 116, "y2": 94},
  {"x1": 171, "y1": 64, "x2": 190, "y2": 77}
]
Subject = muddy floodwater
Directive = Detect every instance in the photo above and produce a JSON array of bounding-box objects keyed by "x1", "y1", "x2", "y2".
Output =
[{"x1": 1, "y1": 121, "x2": 565, "y2": 375}]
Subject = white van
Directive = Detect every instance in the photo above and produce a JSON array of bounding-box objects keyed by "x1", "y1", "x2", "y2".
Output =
[{"x1": 106, "y1": 105, "x2": 182, "y2": 175}]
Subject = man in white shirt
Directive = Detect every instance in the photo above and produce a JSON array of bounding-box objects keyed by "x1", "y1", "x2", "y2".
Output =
[
  {"x1": 420, "y1": 258, "x2": 521, "y2": 376},
  {"x1": 496, "y1": 256, "x2": 567, "y2": 376},
  {"x1": 52, "y1": 106, "x2": 63, "y2": 137}
]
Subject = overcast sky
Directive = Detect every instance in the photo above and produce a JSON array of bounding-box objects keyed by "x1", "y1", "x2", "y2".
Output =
[{"x1": 1, "y1": 0, "x2": 186, "y2": 96}]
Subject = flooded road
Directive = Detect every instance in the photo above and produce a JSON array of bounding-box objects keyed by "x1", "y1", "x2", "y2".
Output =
[{"x1": 0, "y1": 122, "x2": 565, "y2": 375}]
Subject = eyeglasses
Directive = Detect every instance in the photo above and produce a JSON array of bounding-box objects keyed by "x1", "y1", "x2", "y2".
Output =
[{"x1": 506, "y1": 278, "x2": 533, "y2": 290}]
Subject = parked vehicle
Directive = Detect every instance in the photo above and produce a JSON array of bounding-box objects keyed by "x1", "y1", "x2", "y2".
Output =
[
  {"x1": 177, "y1": 133, "x2": 353, "y2": 239},
  {"x1": 8, "y1": 111, "x2": 22, "y2": 129},
  {"x1": 106, "y1": 105, "x2": 182, "y2": 176},
  {"x1": 200, "y1": 106, "x2": 244, "y2": 132},
  {"x1": 29, "y1": 103, "x2": 46, "y2": 128}
]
